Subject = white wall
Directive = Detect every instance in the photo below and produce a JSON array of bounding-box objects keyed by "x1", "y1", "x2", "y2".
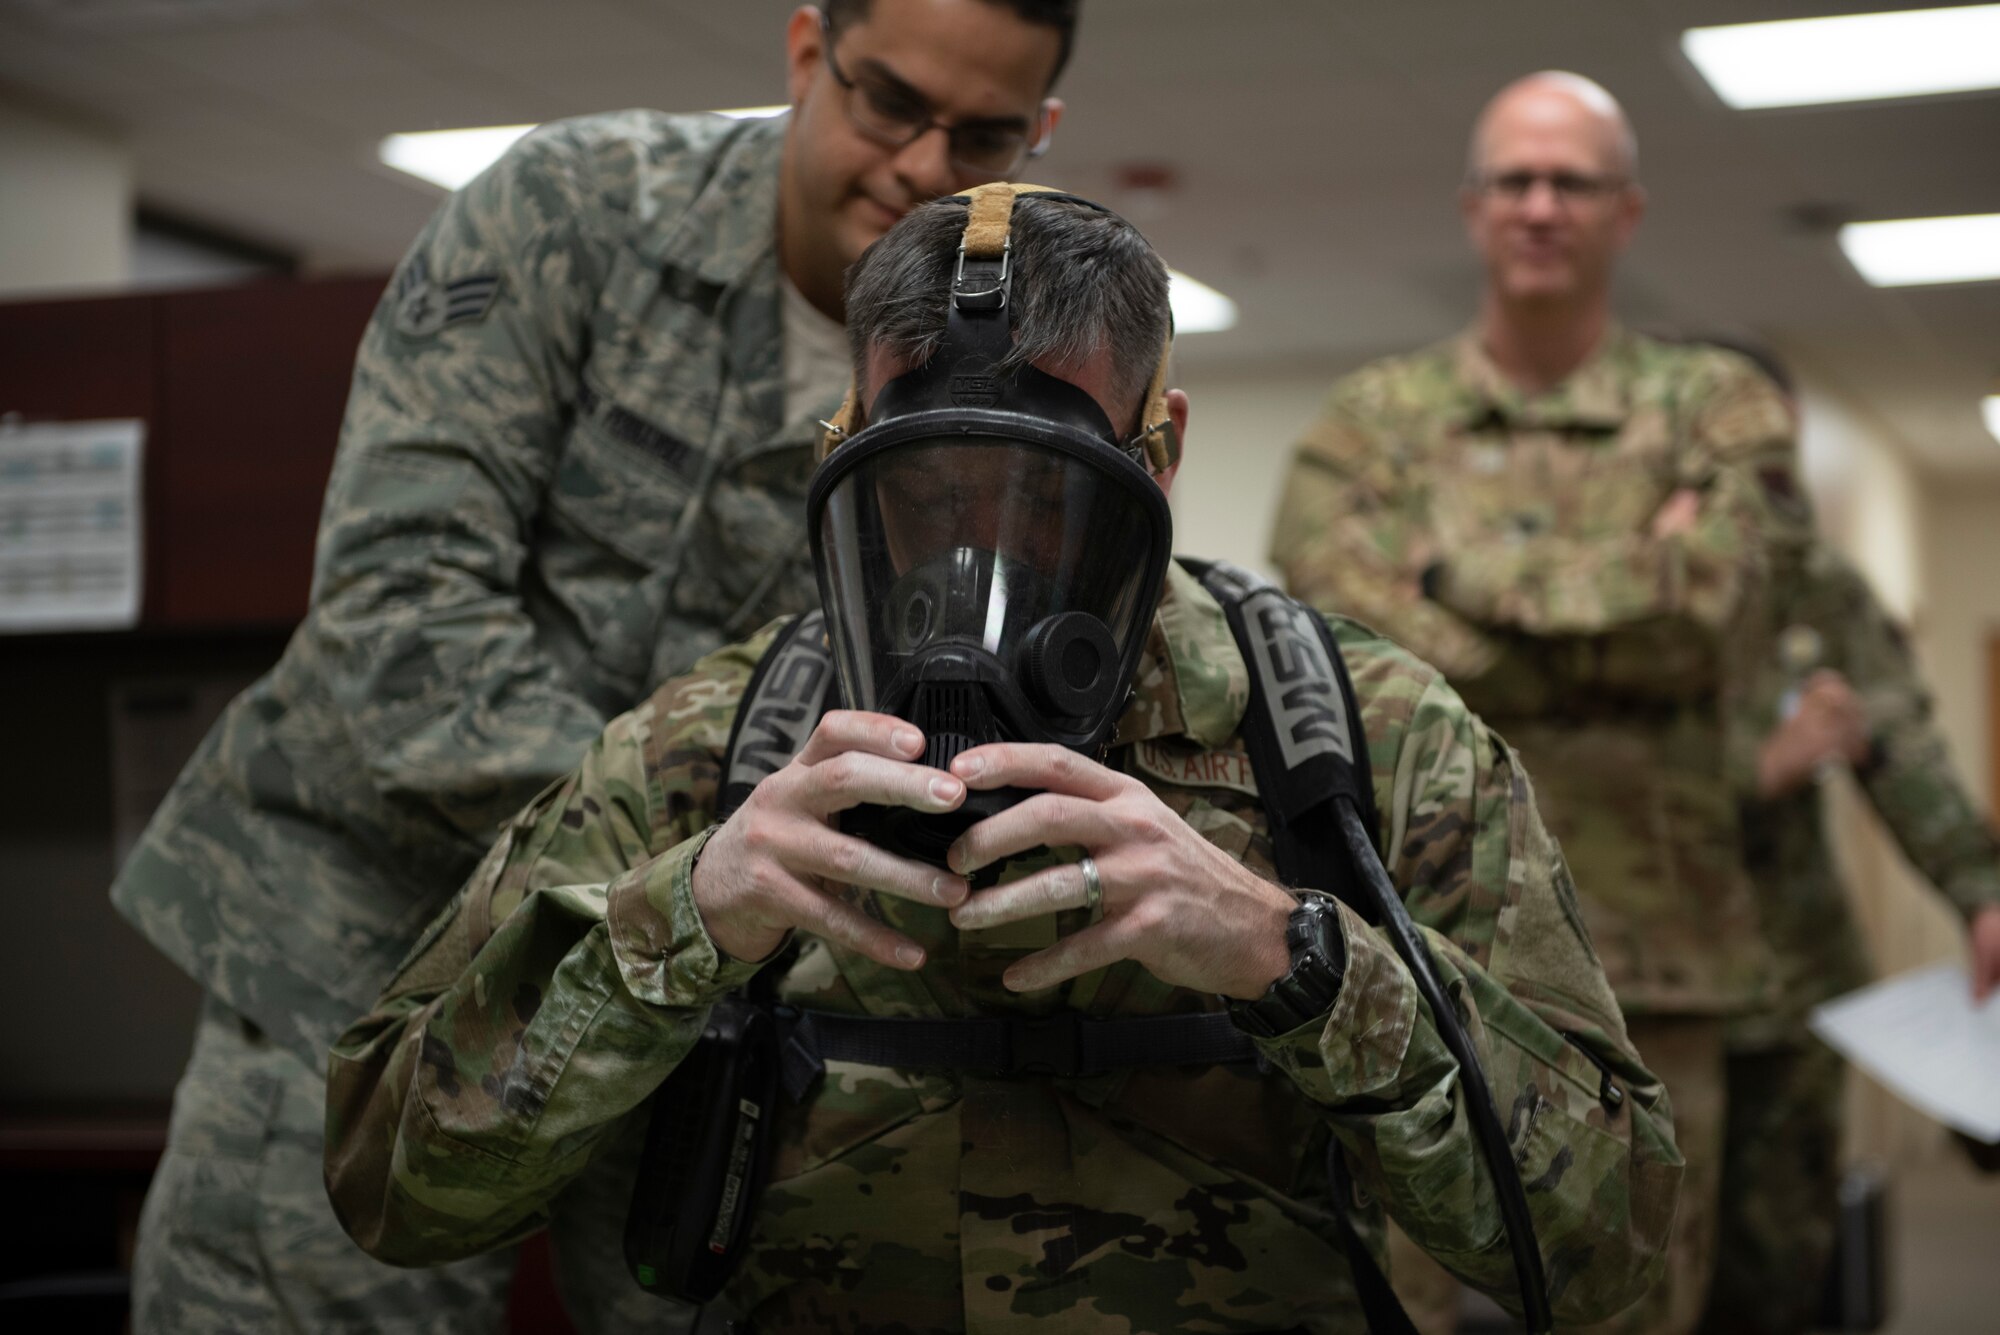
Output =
[
  {"x1": 1167, "y1": 362, "x2": 1333, "y2": 573},
  {"x1": 0, "y1": 99, "x2": 131, "y2": 297},
  {"x1": 1916, "y1": 479, "x2": 2000, "y2": 813},
  {"x1": 1796, "y1": 384, "x2": 1926, "y2": 622}
]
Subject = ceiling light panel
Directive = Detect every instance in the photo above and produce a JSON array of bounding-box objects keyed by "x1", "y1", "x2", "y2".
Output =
[
  {"x1": 1683, "y1": 5, "x2": 2000, "y2": 109},
  {"x1": 1168, "y1": 271, "x2": 1238, "y2": 334},
  {"x1": 378, "y1": 125, "x2": 536, "y2": 191},
  {"x1": 379, "y1": 108, "x2": 786, "y2": 191},
  {"x1": 1838, "y1": 213, "x2": 2000, "y2": 287}
]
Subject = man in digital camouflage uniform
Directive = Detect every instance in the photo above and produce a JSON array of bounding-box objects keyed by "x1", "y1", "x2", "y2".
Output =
[
  {"x1": 110, "y1": 3, "x2": 1080, "y2": 1329},
  {"x1": 1268, "y1": 74, "x2": 1802, "y2": 1335},
  {"x1": 324, "y1": 188, "x2": 1682, "y2": 1335},
  {"x1": 1704, "y1": 530, "x2": 2000, "y2": 1334}
]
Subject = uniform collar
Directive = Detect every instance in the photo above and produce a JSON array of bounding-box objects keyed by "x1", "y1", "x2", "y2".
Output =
[
  {"x1": 1113, "y1": 562, "x2": 1250, "y2": 751},
  {"x1": 1451, "y1": 323, "x2": 1636, "y2": 431},
  {"x1": 647, "y1": 113, "x2": 788, "y2": 289}
]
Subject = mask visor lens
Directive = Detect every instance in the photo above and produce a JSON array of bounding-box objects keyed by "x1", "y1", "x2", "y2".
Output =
[{"x1": 816, "y1": 435, "x2": 1162, "y2": 720}]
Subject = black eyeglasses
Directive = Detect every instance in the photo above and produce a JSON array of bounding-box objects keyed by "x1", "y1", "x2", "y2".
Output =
[
  {"x1": 820, "y1": 15, "x2": 1052, "y2": 177},
  {"x1": 1476, "y1": 170, "x2": 1628, "y2": 205}
]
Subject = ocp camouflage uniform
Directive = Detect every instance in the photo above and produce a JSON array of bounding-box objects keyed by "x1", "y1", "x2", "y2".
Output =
[
  {"x1": 1269, "y1": 328, "x2": 1802, "y2": 1335},
  {"x1": 1702, "y1": 540, "x2": 2000, "y2": 1335},
  {"x1": 324, "y1": 562, "x2": 1684, "y2": 1335},
  {"x1": 112, "y1": 110, "x2": 833, "y2": 1331}
]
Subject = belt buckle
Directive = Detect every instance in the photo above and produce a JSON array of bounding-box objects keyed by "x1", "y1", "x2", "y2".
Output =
[{"x1": 1008, "y1": 1012, "x2": 1084, "y2": 1077}]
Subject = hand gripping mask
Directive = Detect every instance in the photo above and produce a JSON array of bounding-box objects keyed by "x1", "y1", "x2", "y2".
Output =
[{"x1": 808, "y1": 183, "x2": 1178, "y2": 869}]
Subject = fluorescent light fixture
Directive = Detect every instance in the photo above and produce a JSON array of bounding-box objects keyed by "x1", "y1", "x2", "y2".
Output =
[
  {"x1": 1984, "y1": 393, "x2": 2000, "y2": 445},
  {"x1": 1168, "y1": 270, "x2": 1237, "y2": 334},
  {"x1": 379, "y1": 124, "x2": 535, "y2": 190},
  {"x1": 379, "y1": 107, "x2": 787, "y2": 189},
  {"x1": 1683, "y1": 5, "x2": 2000, "y2": 108},
  {"x1": 1838, "y1": 213, "x2": 2000, "y2": 287}
]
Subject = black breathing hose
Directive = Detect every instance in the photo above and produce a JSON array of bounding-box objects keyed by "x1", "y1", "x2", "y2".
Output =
[{"x1": 1336, "y1": 799, "x2": 1555, "y2": 1335}]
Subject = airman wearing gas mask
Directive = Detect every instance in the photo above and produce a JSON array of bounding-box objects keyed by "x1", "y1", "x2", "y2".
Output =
[{"x1": 326, "y1": 185, "x2": 1680, "y2": 1335}]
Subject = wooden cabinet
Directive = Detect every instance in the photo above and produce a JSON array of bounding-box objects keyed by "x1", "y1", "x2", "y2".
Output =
[{"x1": 0, "y1": 276, "x2": 386, "y2": 630}]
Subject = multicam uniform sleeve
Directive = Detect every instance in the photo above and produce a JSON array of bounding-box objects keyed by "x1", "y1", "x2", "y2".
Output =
[
  {"x1": 1269, "y1": 377, "x2": 1514, "y2": 683},
  {"x1": 323, "y1": 635, "x2": 774, "y2": 1265},
  {"x1": 307, "y1": 121, "x2": 622, "y2": 841},
  {"x1": 1830, "y1": 565, "x2": 2000, "y2": 924},
  {"x1": 1256, "y1": 639, "x2": 1681, "y2": 1324},
  {"x1": 1427, "y1": 357, "x2": 1801, "y2": 638}
]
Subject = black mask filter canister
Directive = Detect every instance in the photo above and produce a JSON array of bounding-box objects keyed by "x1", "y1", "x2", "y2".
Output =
[{"x1": 806, "y1": 184, "x2": 1176, "y2": 870}]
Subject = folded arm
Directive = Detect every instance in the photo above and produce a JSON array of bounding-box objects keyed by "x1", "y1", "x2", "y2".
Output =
[
  {"x1": 1270, "y1": 391, "x2": 1539, "y2": 695},
  {"x1": 1429, "y1": 360, "x2": 1802, "y2": 640}
]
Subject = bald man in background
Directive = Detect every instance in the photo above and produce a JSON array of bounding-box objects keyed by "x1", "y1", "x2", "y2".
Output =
[{"x1": 1270, "y1": 73, "x2": 1805, "y2": 1334}]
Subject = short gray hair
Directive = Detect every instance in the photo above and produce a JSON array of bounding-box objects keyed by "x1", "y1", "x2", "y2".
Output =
[{"x1": 844, "y1": 194, "x2": 1170, "y2": 430}]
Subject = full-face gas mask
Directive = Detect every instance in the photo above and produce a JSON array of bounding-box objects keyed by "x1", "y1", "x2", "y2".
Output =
[{"x1": 808, "y1": 183, "x2": 1178, "y2": 869}]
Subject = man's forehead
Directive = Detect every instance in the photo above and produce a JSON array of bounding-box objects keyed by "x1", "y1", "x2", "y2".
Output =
[
  {"x1": 840, "y1": 0, "x2": 1062, "y2": 112},
  {"x1": 1475, "y1": 80, "x2": 1630, "y2": 172}
]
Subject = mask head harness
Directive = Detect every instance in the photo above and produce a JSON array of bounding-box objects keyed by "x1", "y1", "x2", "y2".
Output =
[{"x1": 807, "y1": 182, "x2": 1177, "y2": 869}]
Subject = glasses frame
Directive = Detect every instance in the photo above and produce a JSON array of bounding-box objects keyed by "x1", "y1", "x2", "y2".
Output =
[
  {"x1": 1473, "y1": 169, "x2": 1631, "y2": 208},
  {"x1": 819, "y1": 15, "x2": 1053, "y2": 178}
]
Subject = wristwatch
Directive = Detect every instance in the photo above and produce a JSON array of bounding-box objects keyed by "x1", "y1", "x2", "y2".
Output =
[{"x1": 1228, "y1": 893, "x2": 1347, "y2": 1038}]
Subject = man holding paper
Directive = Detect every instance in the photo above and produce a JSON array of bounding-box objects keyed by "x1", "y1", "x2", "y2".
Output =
[{"x1": 1712, "y1": 534, "x2": 2000, "y2": 1335}]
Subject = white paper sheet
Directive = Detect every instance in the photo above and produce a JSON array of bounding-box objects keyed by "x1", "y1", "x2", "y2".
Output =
[
  {"x1": 0, "y1": 418, "x2": 145, "y2": 632},
  {"x1": 1809, "y1": 962, "x2": 2000, "y2": 1144}
]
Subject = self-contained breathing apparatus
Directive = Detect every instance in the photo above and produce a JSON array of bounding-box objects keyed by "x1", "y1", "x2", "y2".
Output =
[{"x1": 622, "y1": 184, "x2": 1557, "y2": 1335}]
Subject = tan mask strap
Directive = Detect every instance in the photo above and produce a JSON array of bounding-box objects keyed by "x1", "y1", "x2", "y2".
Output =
[
  {"x1": 1134, "y1": 332, "x2": 1179, "y2": 473},
  {"x1": 829, "y1": 183, "x2": 1154, "y2": 465},
  {"x1": 958, "y1": 180, "x2": 1072, "y2": 257},
  {"x1": 961, "y1": 184, "x2": 1021, "y2": 261}
]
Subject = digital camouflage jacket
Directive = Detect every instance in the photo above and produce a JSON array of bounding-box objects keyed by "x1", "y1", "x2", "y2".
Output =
[
  {"x1": 1732, "y1": 540, "x2": 2000, "y2": 1049},
  {"x1": 1270, "y1": 329, "x2": 1804, "y2": 1016},
  {"x1": 111, "y1": 112, "x2": 832, "y2": 1061},
  {"x1": 326, "y1": 564, "x2": 1681, "y2": 1334}
]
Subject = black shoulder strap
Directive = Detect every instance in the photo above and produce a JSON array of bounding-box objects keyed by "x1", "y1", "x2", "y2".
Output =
[
  {"x1": 1183, "y1": 557, "x2": 1418, "y2": 1335},
  {"x1": 718, "y1": 610, "x2": 837, "y2": 820},
  {"x1": 1182, "y1": 558, "x2": 1383, "y2": 922},
  {"x1": 1184, "y1": 557, "x2": 1553, "y2": 1335}
]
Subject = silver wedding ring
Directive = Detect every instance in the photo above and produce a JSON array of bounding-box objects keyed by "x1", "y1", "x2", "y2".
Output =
[{"x1": 1078, "y1": 854, "x2": 1103, "y2": 912}]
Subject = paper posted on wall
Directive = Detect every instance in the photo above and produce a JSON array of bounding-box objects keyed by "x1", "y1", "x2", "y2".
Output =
[
  {"x1": 0, "y1": 418, "x2": 145, "y2": 632},
  {"x1": 1810, "y1": 962, "x2": 2000, "y2": 1145}
]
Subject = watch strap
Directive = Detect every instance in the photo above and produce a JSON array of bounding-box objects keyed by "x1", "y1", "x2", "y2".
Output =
[{"x1": 1229, "y1": 894, "x2": 1346, "y2": 1038}]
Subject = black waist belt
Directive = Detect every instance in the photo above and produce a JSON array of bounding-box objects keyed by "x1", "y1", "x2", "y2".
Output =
[{"x1": 773, "y1": 1006, "x2": 1261, "y2": 1101}]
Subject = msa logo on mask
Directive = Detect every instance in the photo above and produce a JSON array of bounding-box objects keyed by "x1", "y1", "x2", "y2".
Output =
[
  {"x1": 1242, "y1": 590, "x2": 1354, "y2": 769},
  {"x1": 949, "y1": 372, "x2": 1001, "y2": 407}
]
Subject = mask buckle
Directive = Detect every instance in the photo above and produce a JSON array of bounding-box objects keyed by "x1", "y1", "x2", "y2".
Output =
[
  {"x1": 952, "y1": 236, "x2": 1011, "y2": 311},
  {"x1": 1126, "y1": 418, "x2": 1179, "y2": 477}
]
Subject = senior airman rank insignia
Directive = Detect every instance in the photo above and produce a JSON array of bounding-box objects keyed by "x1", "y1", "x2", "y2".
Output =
[{"x1": 391, "y1": 253, "x2": 502, "y2": 337}]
